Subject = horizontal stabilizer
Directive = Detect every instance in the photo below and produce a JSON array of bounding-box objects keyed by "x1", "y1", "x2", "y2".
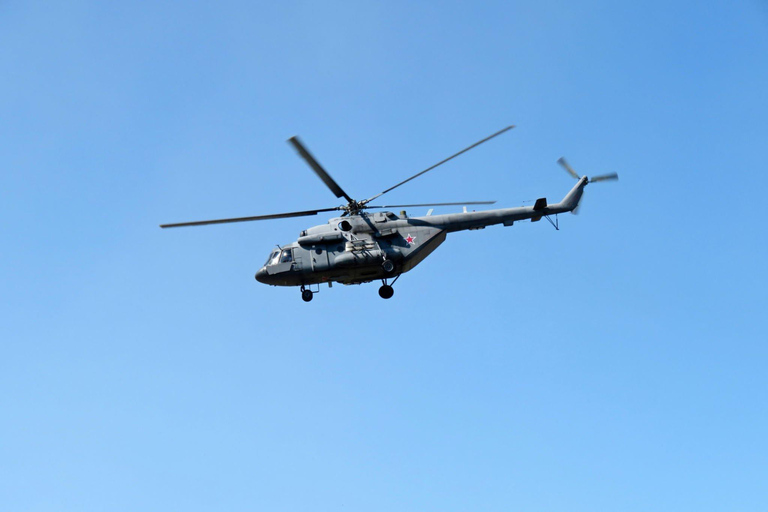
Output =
[{"x1": 533, "y1": 197, "x2": 547, "y2": 211}]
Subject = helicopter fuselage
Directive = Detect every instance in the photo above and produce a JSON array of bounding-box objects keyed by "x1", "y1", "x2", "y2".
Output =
[{"x1": 254, "y1": 177, "x2": 586, "y2": 287}]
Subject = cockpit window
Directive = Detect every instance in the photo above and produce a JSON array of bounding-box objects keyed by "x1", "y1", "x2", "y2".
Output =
[
  {"x1": 265, "y1": 250, "x2": 280, "y2": 266},
  {"x1": 280, "y1": 249, "x2": 293, "y2": 263}
]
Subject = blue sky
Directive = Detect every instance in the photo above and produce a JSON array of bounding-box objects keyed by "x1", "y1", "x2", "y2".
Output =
[{"x1": 2, "y1": 1, "x2": 767, "y2": 510}]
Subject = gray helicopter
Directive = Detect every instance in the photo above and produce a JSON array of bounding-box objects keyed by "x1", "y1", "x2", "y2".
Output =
[{"x1": 161, "y1": 126, "x2": 618, "y2": 301}]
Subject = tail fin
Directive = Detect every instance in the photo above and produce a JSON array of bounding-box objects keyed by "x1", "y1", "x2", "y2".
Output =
[{"x1": 558, "y1": 176, "x2": 589, "y2": 212}]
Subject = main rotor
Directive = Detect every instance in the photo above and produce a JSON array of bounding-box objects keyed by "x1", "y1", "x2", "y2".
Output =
[
  {"x1": 288, "y1": 125, "x2": 513, "y2": 217},
  {"x1": 160, "y1": 126, "x2": 513, "y2": 228}
]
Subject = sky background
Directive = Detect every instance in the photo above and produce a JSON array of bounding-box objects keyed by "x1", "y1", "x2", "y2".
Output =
[{"x1": 2, "y1": 1, "x2": 767, "y2": 510}]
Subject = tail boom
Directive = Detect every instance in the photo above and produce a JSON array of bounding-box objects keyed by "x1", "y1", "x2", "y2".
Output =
[{"x1": 414, "y1": 177, "x2": 588, "y2": 232}]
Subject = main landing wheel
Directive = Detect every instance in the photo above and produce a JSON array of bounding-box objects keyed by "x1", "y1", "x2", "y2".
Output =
[
  {"x1": 378, "y1": 285, "x2": 394, "y2": 299},
  {"x1": 301, "y1": 289, "x2": 314, "y2": 302}
]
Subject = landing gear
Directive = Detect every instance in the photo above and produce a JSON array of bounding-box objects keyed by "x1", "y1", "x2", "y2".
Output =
[
  {"x1": 378, "y1": 285, "x2": 394, "y2": 299},
  {"x1": 301, "y1": 287, "x2": 313, "y2": 302},
  {"x1": 378, "y1": 274, "x2": 400, "y2": 299}
]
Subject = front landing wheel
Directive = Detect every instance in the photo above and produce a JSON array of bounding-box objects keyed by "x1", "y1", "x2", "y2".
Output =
[
  {"x1": 301, "y1": 289, "x2": 314, "y2": 302},
  {"x1": 378, "y1": 285, "x2": 394, "y2": 299}
]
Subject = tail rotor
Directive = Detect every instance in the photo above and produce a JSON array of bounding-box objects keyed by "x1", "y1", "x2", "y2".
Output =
[{"x1": 557, "y1": 157, "x2": 618, "y2": 214}]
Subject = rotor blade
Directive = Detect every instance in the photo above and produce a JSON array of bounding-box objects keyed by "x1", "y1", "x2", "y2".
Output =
[
  {"x1": 589, "y1": 173, "x2": 619, "y2": 183},
  {"x1": 364, "y1": 125, "x2": 515, "y2": 203},
  {"x1": 557, "y1": 157, "x2": 580, "y2": 180},
  {"x1": 288, "y1": 136, "x2": 354, "y2": 203},
  {"x1": 367, "y1": 201, "x2": 497, "y2": 208},
  {"x1": 160, "y1": 207, "x2": 341, "y2": 228}
]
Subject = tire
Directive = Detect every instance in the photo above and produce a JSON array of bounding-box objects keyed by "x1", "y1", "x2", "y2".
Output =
[{"x1": 378, "y1": 285, "x2": 394, "y2": 299}]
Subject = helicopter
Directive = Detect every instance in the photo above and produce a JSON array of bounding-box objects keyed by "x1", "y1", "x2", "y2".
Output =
[{"x1": 161, "y1": 126, "x2": 618, "y2": 301}]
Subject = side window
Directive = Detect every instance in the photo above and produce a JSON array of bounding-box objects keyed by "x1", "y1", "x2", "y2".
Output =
[{"x1": 280, "y1": 249, "x2": 293, "y2": 263}]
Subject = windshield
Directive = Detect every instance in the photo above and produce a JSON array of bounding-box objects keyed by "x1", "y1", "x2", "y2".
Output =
[{"x1": 264, "y1": 250, "x2": 280, "y2": 266}]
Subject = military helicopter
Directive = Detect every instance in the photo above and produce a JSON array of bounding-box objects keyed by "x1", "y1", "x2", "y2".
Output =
[{"x1": 161, "y1": 126, "x2": 618, "y2": 301}]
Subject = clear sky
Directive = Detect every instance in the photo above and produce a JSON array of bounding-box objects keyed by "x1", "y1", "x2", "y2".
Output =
[{"x1": 2, "y1": 1, "x2": 767, "y2": 510}]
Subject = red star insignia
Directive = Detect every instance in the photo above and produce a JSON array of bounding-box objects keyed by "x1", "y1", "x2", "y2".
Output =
[{"x1": 405, "y1": 234, "x2": 415, "y2": 244}]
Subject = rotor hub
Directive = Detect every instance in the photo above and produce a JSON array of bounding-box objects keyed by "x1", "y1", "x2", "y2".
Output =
[{"x1": 345, "y1": 200, "x2": 366, "y2": 215}]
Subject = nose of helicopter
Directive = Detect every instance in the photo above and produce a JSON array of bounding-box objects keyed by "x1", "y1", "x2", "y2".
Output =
[{"x1": 255, "y1": 267, "x2": 269, "y2": 284}]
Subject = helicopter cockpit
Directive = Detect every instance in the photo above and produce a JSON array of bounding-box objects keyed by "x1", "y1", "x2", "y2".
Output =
[
  {"x1": 264, "y1": 248, "x2": 293, "y2": 267},
  {"x1": 256, "y1": 247, "x2": 297, "y2": 284}
]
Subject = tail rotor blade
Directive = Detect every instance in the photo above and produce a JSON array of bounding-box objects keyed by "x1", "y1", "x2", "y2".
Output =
[
  {"x1": 557, "y1": 157, "x2": 580, "y2": 180},
  {"x1": 589, "y1": 173, "x2": 619, "y2": 183}
]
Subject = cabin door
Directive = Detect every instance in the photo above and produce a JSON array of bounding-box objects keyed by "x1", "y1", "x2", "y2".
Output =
[{"x1": 311, "y1": 245, "x2": 330, "y2": 271}]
